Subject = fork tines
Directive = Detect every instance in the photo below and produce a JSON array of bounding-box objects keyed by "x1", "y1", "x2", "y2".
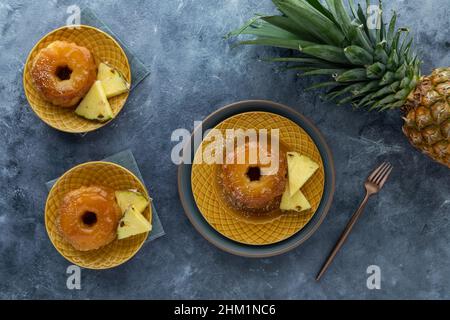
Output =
[{"x1": 369, "y1": 162, "x2": 393, "y2": 188}]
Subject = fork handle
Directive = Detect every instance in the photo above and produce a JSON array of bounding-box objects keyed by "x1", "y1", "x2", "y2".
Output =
[{"x1": 316, "y1": 192, "x2": 371, "y2": 281}]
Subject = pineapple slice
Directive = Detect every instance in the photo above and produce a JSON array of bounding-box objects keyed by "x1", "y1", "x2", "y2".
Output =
[
  {"x1": 117, "y1": 206, "x2": 152, "y2": 240},
  {"x1": 287, "y1": 152, "x2": 319, "y2": 196},
  {"x1": 97, "y1": 62, "x2": 130, "y2": 98},
  {"x1": 75, "y1": 81, "x2": 114, "y2": 122},
  {"x1": 280, "y1": 185, "x2": 311, "y2": 212},
  {"x1": 115, "y1": 190, "x2": 149, "y2": 213}
]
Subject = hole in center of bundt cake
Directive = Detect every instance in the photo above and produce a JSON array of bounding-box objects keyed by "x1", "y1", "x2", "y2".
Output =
[
  {"x1": 246, "y1": 166, "x2": 261, "y2": 181},
  {"x1": 81, "y1": 211, "x2": 97, "y2": 226},
  {"x1": 56, "y1": 65, "x2": 73, "y2": 81}
]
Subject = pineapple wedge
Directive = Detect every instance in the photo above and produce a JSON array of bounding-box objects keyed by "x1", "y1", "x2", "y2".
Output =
[
  {"x1": 280, "y1": 185, "x2": 311, "y2": 212},
  {"x1": 117, "y1": 206, "x2": 152, "y2": 240},
  {"x1": 97, "y1": 62, "x2": 130, "y2": 98},
  {"x1": 75, "y1": 81, "x2": 114, "y2": 122},
  {"x1": 287, "y1": 152, "x2": 319, "y2": 196},
  {"x1": 115, "y1": 190, "x2": 149, "y2": 213}
]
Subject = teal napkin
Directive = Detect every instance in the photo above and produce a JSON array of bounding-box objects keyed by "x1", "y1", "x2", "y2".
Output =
[
  {"x1": 45, "y1": 149, "x2": 165, "y2": 243},
  {"x1": 81, "y1": 7, "x2": 150, "y2": 89}
]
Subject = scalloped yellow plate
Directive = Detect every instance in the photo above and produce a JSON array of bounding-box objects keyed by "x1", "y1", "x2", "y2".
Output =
[
  {"x1": 45, "y1": 161, "x2": 151, "y2": 269},
  {"x1": 23, "y1": 25, "x2": 131, "y2": 133},
  {"x1": 191, "y1": 112, "x2": 325, "y2": 246}
]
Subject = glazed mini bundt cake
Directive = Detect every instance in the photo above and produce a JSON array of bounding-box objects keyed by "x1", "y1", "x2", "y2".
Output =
[
  {"x1": 221, "y1": 139, "x2": 287, "y2": 213},
  {"x1": 58, "y1": 186, "x2": 122, "y2": 251},
  {"x1": 30, "y1": 41, "x2": 97, "y2": 107}
]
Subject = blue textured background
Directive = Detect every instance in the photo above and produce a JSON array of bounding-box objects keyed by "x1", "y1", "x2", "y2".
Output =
[{"x1": 0, "y1": 0, "x2": 449, "y2": 299}]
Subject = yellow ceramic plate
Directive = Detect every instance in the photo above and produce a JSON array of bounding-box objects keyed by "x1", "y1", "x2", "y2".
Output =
[
  {"x1": 45, "y1": 161, "x2": 151, "y2": 269},
  {"x1": 191, "y1": 112, "x2": 325, "y2": 246},
  {"x1": 23, "y1": 25, "x2": 131, "y2": 133}
]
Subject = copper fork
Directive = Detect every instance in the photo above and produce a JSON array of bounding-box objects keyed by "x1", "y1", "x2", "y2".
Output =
[{"x1": 316, "y1": 162, "x2": 394, "y2": 281}]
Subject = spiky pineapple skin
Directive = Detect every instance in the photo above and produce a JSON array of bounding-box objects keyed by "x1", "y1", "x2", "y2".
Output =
[{"x1": 402, "y1": 68, "x2": 450, "y2": 168}]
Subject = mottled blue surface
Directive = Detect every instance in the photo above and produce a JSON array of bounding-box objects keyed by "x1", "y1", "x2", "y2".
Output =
[{"x1": 0, "y1": 0, "x2": 449, "y2": 299}]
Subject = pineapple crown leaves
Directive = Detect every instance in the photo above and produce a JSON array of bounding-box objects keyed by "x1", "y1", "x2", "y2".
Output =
[{"x1": 226, "y1": 0, "x2": 421, "y2": 111}]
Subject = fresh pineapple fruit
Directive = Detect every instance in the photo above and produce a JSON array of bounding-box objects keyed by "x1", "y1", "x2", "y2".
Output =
[
  {"x1": 280, "y1": 185, "x2": 311, "y2": 212},
  {"x1": 97, "y1": 62, "x2": 130, "y2": 98},
  {"x1": 115, "y1": 190, "x2": 151, "y2": 240},
  {"x1": 75, "y1": 80, "x2": 114, "y2": 122},
  {"x1": 115, "y1": 190, "x2": 149, "y2": 213},
  {"x1": 286, "y1": 152, "x2": 319, "y2": 196},
  {"x1": 280, "y1": 151, "x2": 317, "y2": 212},
  {"x1": 229, "y1": 0, "x2": 450, "y2": 168},
  {"x1": 402, "y1": 68, "x2": 450, "y2": 166},
  {"x1": 118, "y1": 206, "x2": 152, "y2": 240}
]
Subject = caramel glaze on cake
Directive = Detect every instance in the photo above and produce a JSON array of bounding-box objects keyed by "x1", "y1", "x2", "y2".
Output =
[{"x1": 220, "y1": 140, "x2": 287, "y2": 214}]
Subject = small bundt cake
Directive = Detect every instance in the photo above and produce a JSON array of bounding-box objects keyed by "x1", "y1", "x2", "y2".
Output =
[
  {"x1": 30, "y1": 41, "x2": 97, "y2": 107},
  {"x1": 221, "y1": 140, "x2": 287, "y2": 213},
  {"x1": 58, "y1": 186, "x2": 122, "y2": 251}
]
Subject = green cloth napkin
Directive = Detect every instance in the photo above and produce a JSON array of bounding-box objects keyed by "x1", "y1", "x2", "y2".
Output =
[
  {"x1": 81, "y1": 7, "x2": 151, "y2": 89},
  {"x1": 45, "y1": 149, "x2": 165, "y2": 243}
]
